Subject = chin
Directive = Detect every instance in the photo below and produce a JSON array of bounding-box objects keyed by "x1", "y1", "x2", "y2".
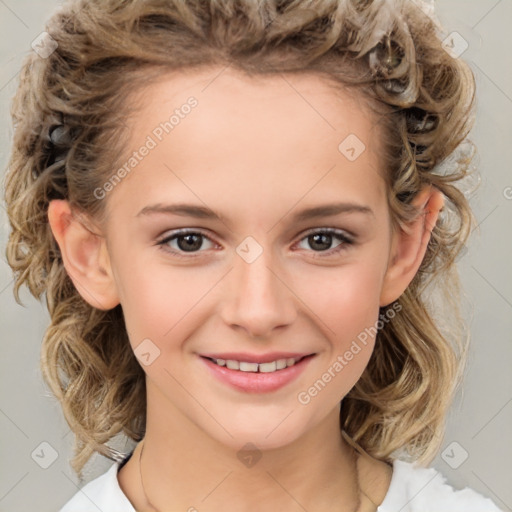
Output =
[{"x1": 200, "y1": 415, "x2": 310, "y2": 453}]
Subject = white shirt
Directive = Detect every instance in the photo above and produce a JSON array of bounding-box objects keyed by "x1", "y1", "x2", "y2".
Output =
[{"x1": 60, "y1": 456, "x2": 503, "y2": 511}]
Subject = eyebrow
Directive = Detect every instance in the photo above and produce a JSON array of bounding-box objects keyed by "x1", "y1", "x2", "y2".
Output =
[{"x1": 136, "y1": 202, "x2": 374, "y2": 222}]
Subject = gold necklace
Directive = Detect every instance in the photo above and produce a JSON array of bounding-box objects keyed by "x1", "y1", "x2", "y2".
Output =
[{"x1": 138, "y1": 437, "x2": 364, "y2": 511}]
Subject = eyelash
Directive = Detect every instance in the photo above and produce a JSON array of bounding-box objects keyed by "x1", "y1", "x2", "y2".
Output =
[{"x1": 156, "y1": 228, "x2": 354, "y2": 260}]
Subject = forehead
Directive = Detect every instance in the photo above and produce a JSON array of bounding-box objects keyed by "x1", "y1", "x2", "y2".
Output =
[
  {"x1": 105, "y1": 66, "x2": 386, "y2": 222},
  {"x1": 127, "y1": 66, "x2": 378, "y2": 141}
]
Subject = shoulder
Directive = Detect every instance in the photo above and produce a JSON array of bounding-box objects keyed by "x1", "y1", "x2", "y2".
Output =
[
  {"x1": 59, "y1": 462, "x2": 136, "y2": 512},
  {"x1": 378, "y1": 459, "x2": 503, "y2": 512}
]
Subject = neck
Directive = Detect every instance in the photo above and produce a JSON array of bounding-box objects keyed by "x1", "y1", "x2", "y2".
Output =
[{"x1": 120, "y1": 385, "x2": 365, "y2": 512}]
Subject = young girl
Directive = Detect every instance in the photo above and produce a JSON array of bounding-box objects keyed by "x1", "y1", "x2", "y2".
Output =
[{"x1": 4, "y1": 0, "x2": 503, "y2": 510}]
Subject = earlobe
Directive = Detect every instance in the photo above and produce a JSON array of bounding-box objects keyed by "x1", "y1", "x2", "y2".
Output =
[
  {"x1": 47, "y1": 199, "x2": 120, "y2": 310},
  {"x1": 379, "y1": 186, "x2": 445, "y2": 307}
]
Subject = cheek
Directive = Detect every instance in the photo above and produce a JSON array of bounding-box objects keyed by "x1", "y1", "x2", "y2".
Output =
[
  {"x1": 298, "y1": 258, "x2": 384, "y2": 335},
  {"x1": 293, "y1": 259, "x2": 385, "y2": 387},
  {"x1": 114, "y1": 260, "x2": 216, "y2": 349}
]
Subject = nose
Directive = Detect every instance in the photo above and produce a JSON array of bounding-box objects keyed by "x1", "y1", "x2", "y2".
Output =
[{"x1": 220, "y1": 246, "x2": 297, "y2": 339}]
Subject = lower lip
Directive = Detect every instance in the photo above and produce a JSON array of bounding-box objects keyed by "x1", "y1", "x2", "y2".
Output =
[{"x1": 199, "y1": 355, "x2": 315, "y2": 393}]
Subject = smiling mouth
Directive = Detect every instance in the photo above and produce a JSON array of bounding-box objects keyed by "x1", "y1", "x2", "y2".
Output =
[{"x1": 201, "y1": 354, "x2": 314, "y2": 373}]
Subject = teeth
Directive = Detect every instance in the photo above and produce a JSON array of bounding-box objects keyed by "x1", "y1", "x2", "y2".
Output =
[
  {"x1": 259, "y1": 361, "x2": 277, "y2": 373},
  {"x1": 276, "y1": 359, "x2": 287, "y2": 370},
  {"x1": 239, "y1": 361, "x2": 259, "y2": 372},
  {"x1": 226, "y1": 359, "x2": 239, "y2": 370},
  {"x1": 212, "y1": 357, "x2": 302, "y2": 373}
]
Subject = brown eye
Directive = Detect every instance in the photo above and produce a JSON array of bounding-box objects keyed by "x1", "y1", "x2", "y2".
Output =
[
  {"x1": 175, "y1": 233, "x2": 204, "y2": 252},
  {"x1": 307, "y1": 233, "x2": 335, "y2": 251},
  {"x1": 157, "y1": 230, "x2": 216, "y2": 257},
  {"x1": 296, "y1": 229, "x2": 354, "y2": 256}
]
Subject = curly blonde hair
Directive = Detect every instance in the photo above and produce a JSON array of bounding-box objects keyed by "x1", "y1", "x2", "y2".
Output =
[{"x1": 4, "y1": 0, "x2": 476, "y2": 477}]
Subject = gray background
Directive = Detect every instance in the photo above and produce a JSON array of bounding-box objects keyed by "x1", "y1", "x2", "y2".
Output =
[{"x1": 1, "y1": 1, "x2": 511, "y2": 511}]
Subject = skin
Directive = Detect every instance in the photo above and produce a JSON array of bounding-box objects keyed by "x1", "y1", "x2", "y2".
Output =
[{"x1": 48, "y1": 67, "x2": 444, "y2": 511}]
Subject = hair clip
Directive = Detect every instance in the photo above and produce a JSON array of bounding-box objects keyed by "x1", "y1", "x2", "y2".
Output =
[
  {"x1": 47, "y1": 121, "x2": 72, "y2": 165},
  {"x1": 49, "y1": 124, "x2": 71, "y2": 146}
]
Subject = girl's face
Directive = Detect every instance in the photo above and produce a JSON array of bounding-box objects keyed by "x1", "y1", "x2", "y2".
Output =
[{"x1": 102, "y1": 67, "x2": 394, "y2": 450}]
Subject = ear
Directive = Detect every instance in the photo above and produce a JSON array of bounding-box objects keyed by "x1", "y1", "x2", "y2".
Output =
[
  {"x1": 379, "y1": 185, "x2": 445, "y2": 307},
  {"x1": 47, "y1": 199, "x2": 120, "y2": 310}
]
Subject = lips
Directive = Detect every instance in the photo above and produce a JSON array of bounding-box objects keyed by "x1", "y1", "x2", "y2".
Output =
[{"x1": 199, "y1": 353, "x2": 316, "y2": 393}]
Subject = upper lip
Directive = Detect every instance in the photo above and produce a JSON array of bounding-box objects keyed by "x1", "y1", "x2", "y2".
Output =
[{"x1": 199, "y1": 352, "x2": 315, "y2": 364}]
